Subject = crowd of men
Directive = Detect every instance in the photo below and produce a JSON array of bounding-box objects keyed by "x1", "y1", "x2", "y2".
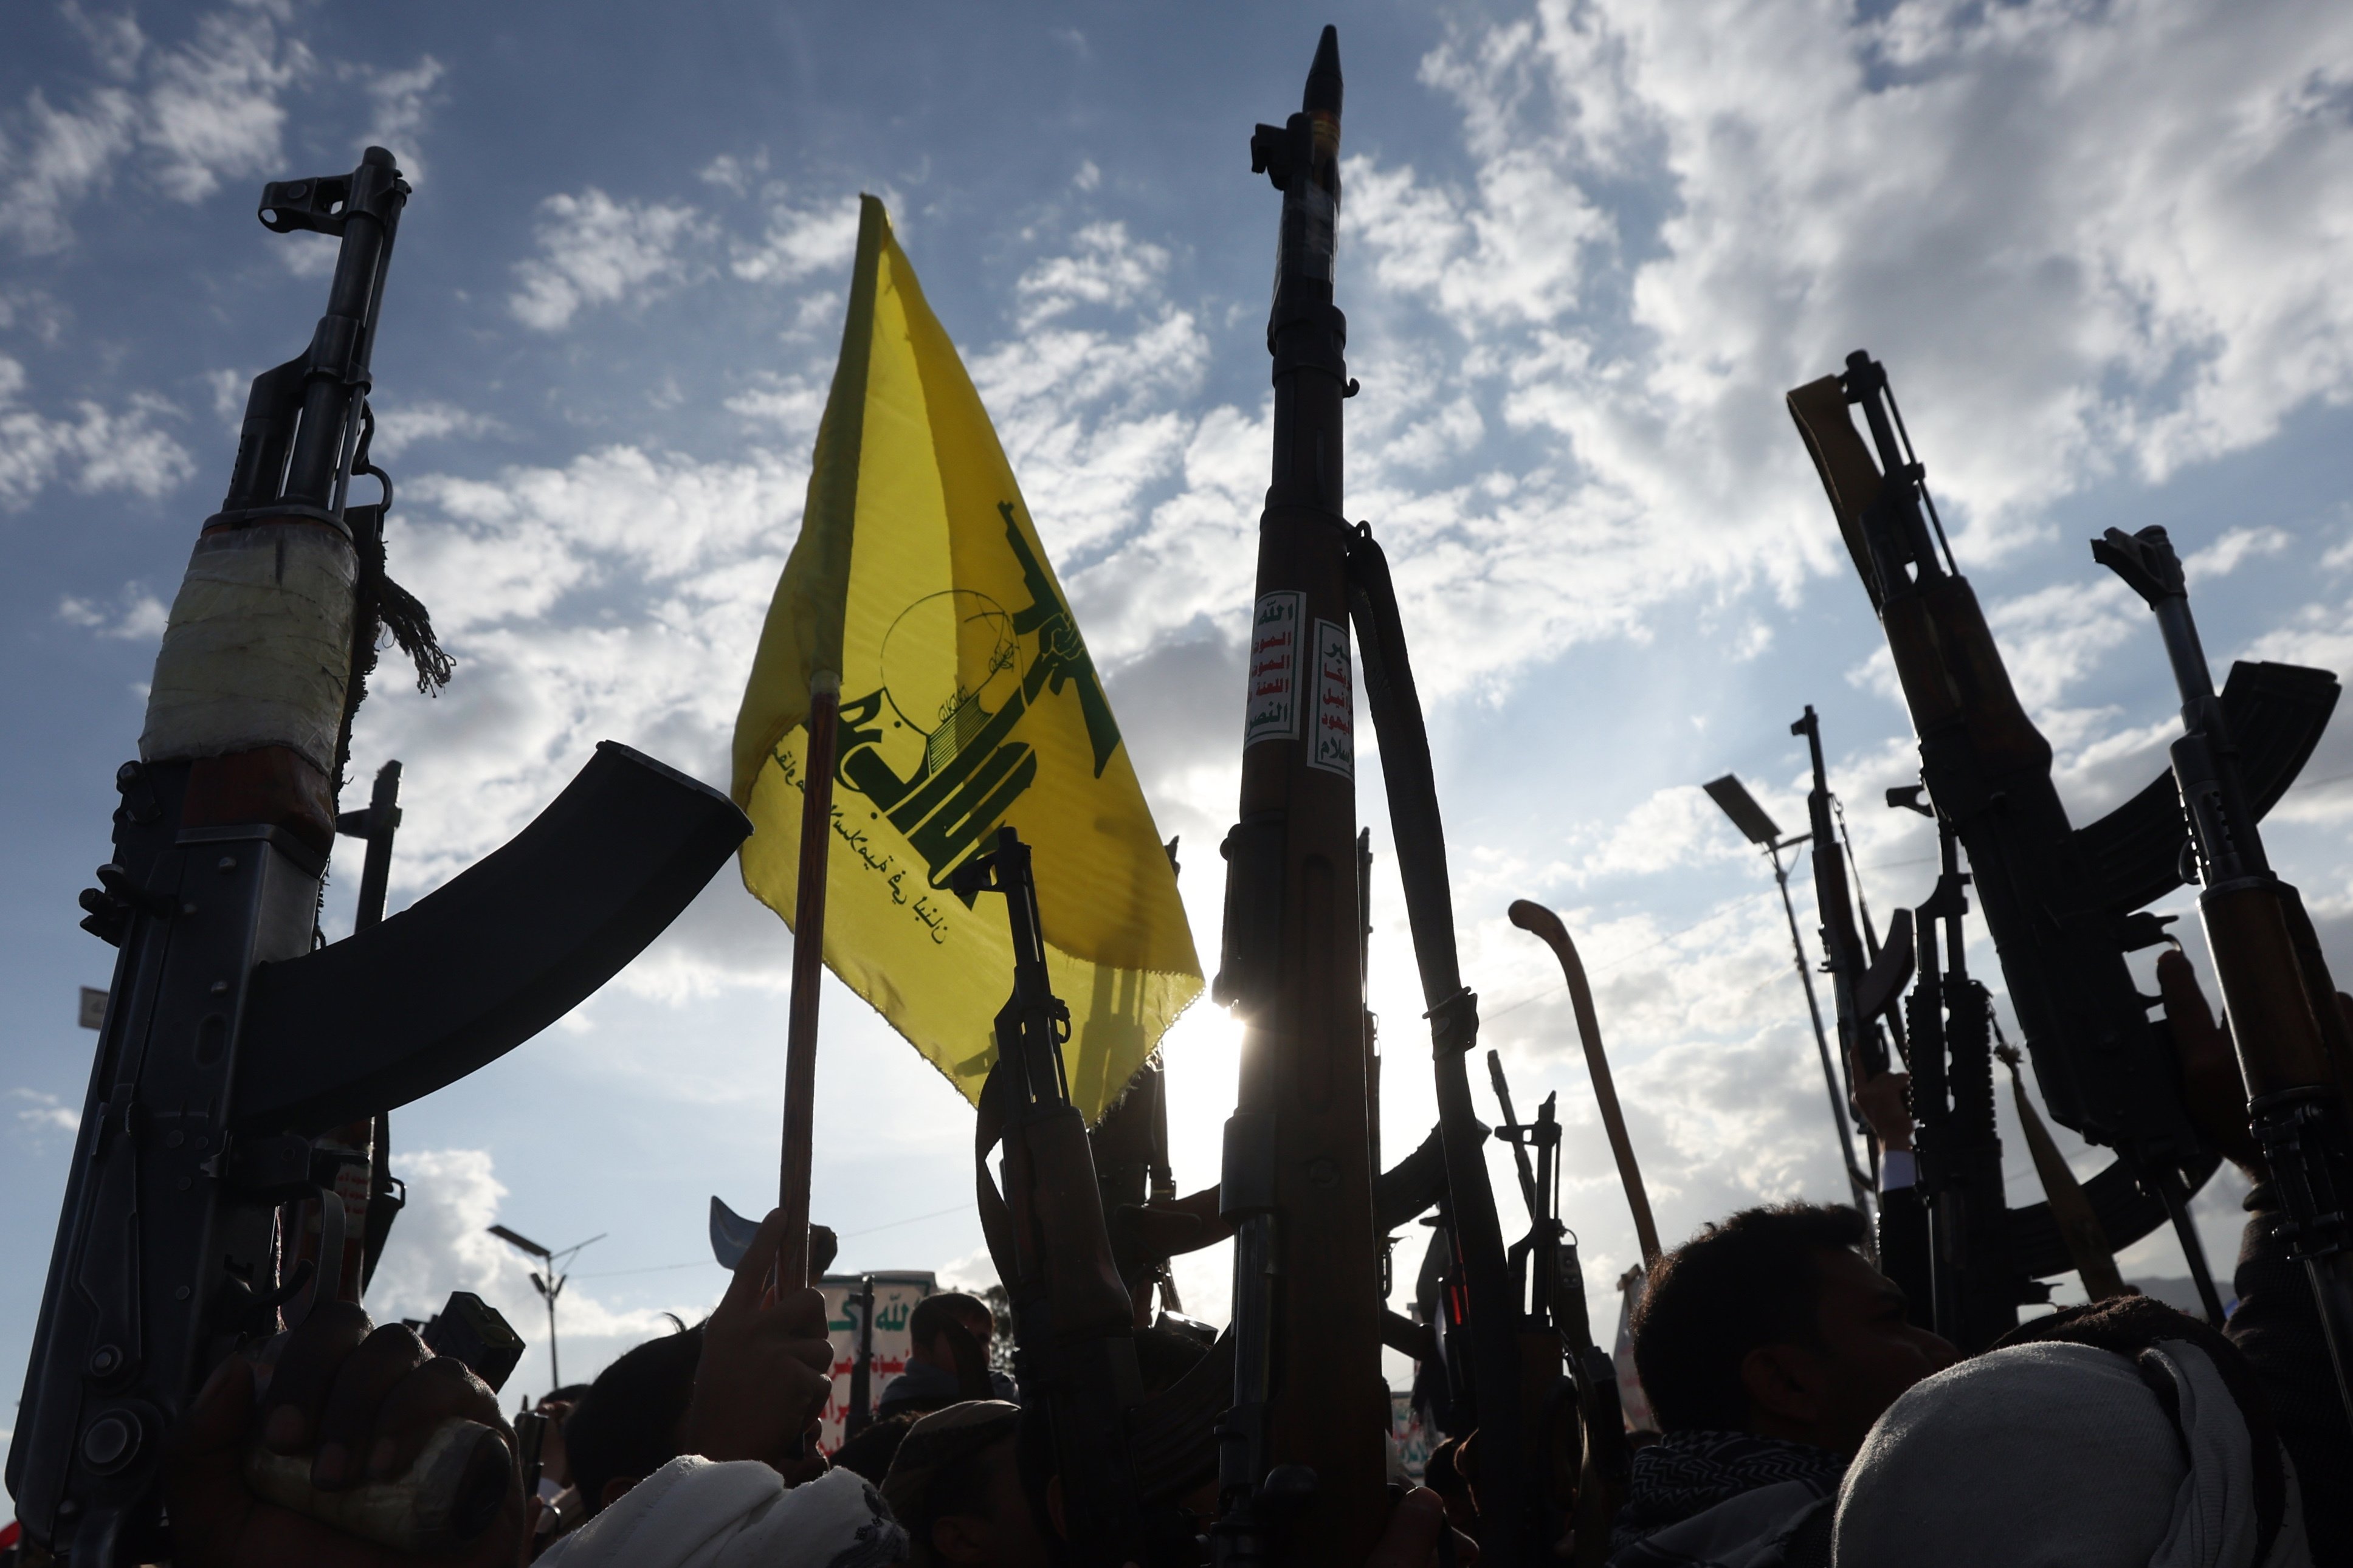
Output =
[{"x1": 19, "y1": 955, "x2": 2340, "y2": 1568}]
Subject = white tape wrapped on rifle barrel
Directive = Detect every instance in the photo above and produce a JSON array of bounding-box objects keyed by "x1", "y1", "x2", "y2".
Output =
[{"x1": 139, "y1": 521, "x2": 356, "y2": 775}]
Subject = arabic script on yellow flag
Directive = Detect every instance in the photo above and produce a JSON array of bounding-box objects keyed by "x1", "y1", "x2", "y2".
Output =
[{"x1": 731, "y1": 195, "x2": 1203, "y2": 1123}]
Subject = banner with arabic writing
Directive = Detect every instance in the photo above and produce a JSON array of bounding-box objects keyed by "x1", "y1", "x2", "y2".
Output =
[{"x1": 731, "y1": 196, "x2": 1202, "y2": 1121}]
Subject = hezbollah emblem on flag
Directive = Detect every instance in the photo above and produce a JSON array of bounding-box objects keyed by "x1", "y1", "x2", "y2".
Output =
[{"x1": 732, "y1": 196, "x2": 1202, "y2": 1123}]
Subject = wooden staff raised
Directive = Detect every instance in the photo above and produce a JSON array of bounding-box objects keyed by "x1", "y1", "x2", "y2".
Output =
[{"x1": 1508, "y1": 899, "x2": 1662, "y2": 1267}]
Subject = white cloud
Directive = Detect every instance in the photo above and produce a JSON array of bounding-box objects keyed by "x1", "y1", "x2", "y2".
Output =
[
  {"x1": 509, "y1": 190, "x2": 711, "y2": 331},
  {"x1": 57, "y1": 585, "x2": 169, "y2": 641},
  {"x1": 698, "y1": 151, "x2": 766, "y2": 195},
  {"x1": 370, "y1": 397, "x2": 501, "y2": 458},
  {"x1": 0, "y1": 3, "x2": 312, "y2": 252},
  {"x1": 0, "y1": 356, "x2": 195, "y2": 509},
  {"x1": 367, "y1": 1148, "x2": 716, "y2": 1394},
  {"x1": 1306, "y1": 0, "x2": 2353, "y2": 702},
  {"x1": 139, "y1": 5, "x2": 309, "y2": 199},
  {"x1": 2185, "y1": 524, "x2": 2291, "y2": 580},
  {"x1": 1014, "y1": 222, "x2": 1168, "y2": 327},
  {"x1": 0, "y1": 86, "x2": 137, "y2": 252},
  {"x1": 729, "y1": 193, "x2": 860, "y2": 287},
  {"x1": 274, "y1": 228, "x2": 340, "y2": 278},
  {"x1": 10, "y1": 1088, "x2": 80, "y2": 1140},
  {"x1": 724, "y1": 375, "x2": 826, "y2": 439},
  {"x1": 357, "y1": 55, "x2": 444, "y2": 180}
]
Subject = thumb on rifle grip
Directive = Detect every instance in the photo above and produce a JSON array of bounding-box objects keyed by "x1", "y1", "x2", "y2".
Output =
[{"x1": 243, "y1": 1416, "x2": 512, "y2": 1553}]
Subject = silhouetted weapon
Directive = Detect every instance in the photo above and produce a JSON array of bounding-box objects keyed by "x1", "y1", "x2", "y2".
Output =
[
  {"x1": 1488, "y1": 1053, "x2": 1631, "y2": 1567},
  {"x1": 1785, "y1": 351, "x2": 2337, "y2": 1312},
  {"x1": 1701, "y1": 773, "x2": 1875, "y2": 1214},
  {"x1": 1906, "y1": 813, "x2": 2046, "y2": 1349},
  {"x1": 1346, "y1": 510, "x2": 1532, "y2": 1563},
  {"x1": 7, "y1": 148, "x2": 751, "y2": 1566},
  {"x1": 961, "y1": 828, "x2": 1181, "y2": 1568},
  {"x1": 1791, "y1": 709, "x2": 1892, "y2": 1168},
  {"x1": 1208, "y1": 26, "x2": 1393, "y2": 1568},
  {"x1": 2095, "y1": 523, "x2": 2353, "y2": 1426}
]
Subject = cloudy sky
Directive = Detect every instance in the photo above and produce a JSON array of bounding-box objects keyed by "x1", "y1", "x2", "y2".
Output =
[{"x1": 7, "y1": 0, "x2": 2353, "y2": 1473}]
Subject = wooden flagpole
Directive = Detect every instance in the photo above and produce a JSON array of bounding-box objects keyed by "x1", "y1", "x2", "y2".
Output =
[{"x1": 777, "y1": 671, "x2": 841, "y2": 1291}]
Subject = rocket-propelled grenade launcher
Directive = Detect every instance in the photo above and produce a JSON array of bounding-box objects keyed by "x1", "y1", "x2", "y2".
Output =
[
  {"x1": 9, "y1": 149, "x2": 750, "y2": 1566},
  {"x1": 1214, "y1": 25, "x2": 1536, "y2": 1568},
  {"x1": 2094, "y1": 524, "x2": 2353, "y2": 1428},
  {"x1": 1786, "y1": 353, "x2": 2338, "y2": 1319},
  {"x1": 1214, "y1": 29, "x2": 1391, "y2": 1568}
]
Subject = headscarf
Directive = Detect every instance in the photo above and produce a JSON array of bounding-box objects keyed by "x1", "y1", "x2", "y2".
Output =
[
  {"x1": 879, "y1": 1400, "x2": 1023, "y2": 1568},
  {"x1": 1610, "y1": 1430, "x2": 1845, "y2": 1552},
  {"x1": 1833, "y1": 1339, "x2": 2310, "y2": 1568}
]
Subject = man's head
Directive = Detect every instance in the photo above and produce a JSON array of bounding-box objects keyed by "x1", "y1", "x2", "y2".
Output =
[
  {"x1": 832, "y1": 1411, "x2": 919, "y2": 1485},
  {"x1": 1633, "y1": 1203, "x2": 1954, "y2": 1454},
  {"x1": 883, "y1": 1401, "x2": 1047, "y2": 1568},
  {"x1": 531, "y1": 1383, "x2": 591, "y2": 1490},
  {"x1": 562, "y1": 1324, "x2": 705, "y2": 1516},
  {"x1": 909, "y1": 1292, "x2": 996, "y2": 1374}
]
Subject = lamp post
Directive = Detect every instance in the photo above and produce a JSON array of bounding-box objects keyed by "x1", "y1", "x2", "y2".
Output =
[
  {"x1": 489, "y1": 1225, "x2": 605, "y2": 1393},
  {"x1": 1703, "y1": 773, "x2": 1872, "y2": 1211}
]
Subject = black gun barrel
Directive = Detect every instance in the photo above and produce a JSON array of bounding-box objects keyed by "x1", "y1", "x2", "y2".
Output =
[{"x1": 220, "y1": 146, "x2": 407, "y2": 529}]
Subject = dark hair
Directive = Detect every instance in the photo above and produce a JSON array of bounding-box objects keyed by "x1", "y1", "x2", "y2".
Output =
[
  {"x1": 832, "y1": 1412, "x2": 918, "y2": 1485},
  {"x1": 1633, "y1": 1203, "x2": 1865, "y2": 1433},
  {"x1": 910, "y1": 1291, "x2": 992, "y2": 1349},
  {"x1": 563, "y1": 1323, "x2": 705, "y2": 1516},
  {"x1": 540, "y1": 1383, "x2": 593, "y2": 1408}
]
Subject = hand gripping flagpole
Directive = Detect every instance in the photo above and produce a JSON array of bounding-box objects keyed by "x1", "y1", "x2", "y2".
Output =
[{"x1": 779, "y1": 670, "x2": 841, "y2": 1291}]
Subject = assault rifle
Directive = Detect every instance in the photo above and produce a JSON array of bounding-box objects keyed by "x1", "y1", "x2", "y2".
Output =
[
  {"x1": 960, "y1": 827, "x2": 1187, "y2": 1568},
  {"x1": 1791, "y1": 709, "x2": 1899, "y2": 1155},
  {"x1": 1790, "y1": 711, "x2": 1941, "y2": 1314},
  {"x1": 1487, "y1": 1053, "x2": 1630, "y2": 1567},
  {"x1": 8, "y1": 148, "x2": 751, "y2": 1565},
  {"x1": 1904, "y1": 814, "x2": 2042, "y2": 1350},
  {"x1": 2095, "y1": 524, "x2": 2353, "y2": 1426},
  {"x1": 1786, "y1": 352, "x2": 2338, "y2": 1315}
]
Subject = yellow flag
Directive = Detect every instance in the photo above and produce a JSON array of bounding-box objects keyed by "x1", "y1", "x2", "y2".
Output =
[{"x1": 731, "y1": 196, "x2": 1203, "y2": 1123}]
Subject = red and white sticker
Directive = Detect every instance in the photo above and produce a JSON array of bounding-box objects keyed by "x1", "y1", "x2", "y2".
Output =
[
  {"x1": 1245, "y1": 591, "x2": 1304, "y2": 746},
  {"x1": 1308, "y1": 619, "x2": 1353, "y2": 777}
]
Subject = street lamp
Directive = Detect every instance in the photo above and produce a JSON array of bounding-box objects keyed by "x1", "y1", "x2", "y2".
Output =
[
  {"x1": 488, "y1": 1225, "x2": 605, "y2": 1393},
  {"x1": 1702, "y1": 773, "x2": 1872, "y2": 1211}
]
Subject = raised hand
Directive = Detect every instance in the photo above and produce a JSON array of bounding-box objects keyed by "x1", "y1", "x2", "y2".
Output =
[
  {"x1": 681, "y1": 1206, "x2": 838, "y2": 1473},
  {"x1": 165, "y1": 1304, "x2": 522, "y2": 1568}
]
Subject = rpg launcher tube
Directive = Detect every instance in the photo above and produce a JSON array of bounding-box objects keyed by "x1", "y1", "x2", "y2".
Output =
[{"x1": 1214, "y1": 26, "x2": 1389, "y2": 1568}]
